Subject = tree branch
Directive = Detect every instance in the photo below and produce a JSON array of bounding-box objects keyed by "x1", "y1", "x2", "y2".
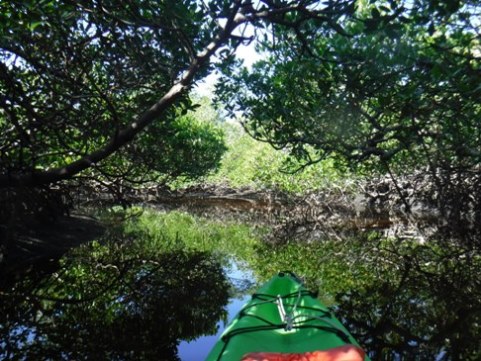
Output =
[{"x1": 0, "y1": 3, "x2": 247, "y2": 188}]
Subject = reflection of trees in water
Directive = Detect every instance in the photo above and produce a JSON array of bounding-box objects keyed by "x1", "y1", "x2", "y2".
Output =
[
  {"x1": 252, "y1": 231, "x2": 481, "y2": 360},
  {"x1": 334, "y1": 236, "x2": 481, "y2": 360},
  {"x1": 0, "y1": 241, "x2": 229, "y2": 360}
]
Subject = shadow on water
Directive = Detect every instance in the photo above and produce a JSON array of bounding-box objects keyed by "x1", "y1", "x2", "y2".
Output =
[{"x1": 0, "y1": 239, "x2": 230, "y2": 360}]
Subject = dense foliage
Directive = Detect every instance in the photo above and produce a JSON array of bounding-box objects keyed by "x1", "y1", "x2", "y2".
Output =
[
  {"x1": 213, "y1": 0, "x2": 481, "y2": 236},
  {"x1": 218, "y1": 1, "x2": 481, "y2": 173},
  {"x1": 0, "y1": 0, "x2": 365, "y2": 188},
  {"x1": 3, "y1": 1, "x2": 479, "y2": 224},
  {"x1": 205, "y1": 123, "x2": 348, "y2": 193},
  {"x1": 2, "y1": 1, "x2": 479, "y2": 190},
  {"x1": 0, "y1": 0, "x2": 228, "y2": 188}
]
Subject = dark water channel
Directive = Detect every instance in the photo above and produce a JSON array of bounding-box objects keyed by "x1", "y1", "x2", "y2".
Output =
[{"x1": 1, "y1": 209, "x2": 481, "y2": 360}]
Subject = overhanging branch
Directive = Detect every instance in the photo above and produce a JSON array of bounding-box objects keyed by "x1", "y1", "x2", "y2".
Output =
[{"x1": 0, "y1": 2, "x2": 247, "y2": 188}]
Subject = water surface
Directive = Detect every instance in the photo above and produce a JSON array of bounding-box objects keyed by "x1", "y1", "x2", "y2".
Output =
[{"x1": 1, "y1": 209, "x2": 481, "y2": 360}]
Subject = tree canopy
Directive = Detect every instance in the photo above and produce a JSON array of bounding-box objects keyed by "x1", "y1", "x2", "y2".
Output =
[
  {"x1": 217, "y1": 0, "x2": 481, "y2": 173},
  {"x1": 1, "y1": 0, "x2": 480, "y2": 190},
  {"x1": 0, "y1": 0, "x2": 227, "y2": 187}
]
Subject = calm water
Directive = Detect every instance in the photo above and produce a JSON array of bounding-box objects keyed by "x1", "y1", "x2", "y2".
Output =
[
  {"x1": 178, "y1": 261, "x2": 255, "y2": 360},
  {"x1": 1, "y1": 210, "x2": 481, "y2": 360}
]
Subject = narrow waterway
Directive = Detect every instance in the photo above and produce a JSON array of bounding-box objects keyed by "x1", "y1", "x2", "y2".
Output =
[{"x1": 1, "y1": 207, "x2": 481, "y2": 360}]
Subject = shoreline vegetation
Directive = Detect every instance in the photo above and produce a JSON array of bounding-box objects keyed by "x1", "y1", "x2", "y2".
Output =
[
  {"x1": 0, "y1": 168, "x2": 469, "y2": 272},
  {"x1": 2, "y1": 119, "x2": 479, "y2": 266},
  {"x1": 2, "y1": 107, "x2": 479, "y2": 274}
]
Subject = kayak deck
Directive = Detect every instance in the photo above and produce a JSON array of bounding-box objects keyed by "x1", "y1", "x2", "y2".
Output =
[{"x1": 206, "y1": 271, "x2": 370, "y2": 361}]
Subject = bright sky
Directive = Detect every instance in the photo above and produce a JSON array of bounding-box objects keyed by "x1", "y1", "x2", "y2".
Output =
[{"x1": 195, "y1": 23, "x2": 264, "y2": 98}]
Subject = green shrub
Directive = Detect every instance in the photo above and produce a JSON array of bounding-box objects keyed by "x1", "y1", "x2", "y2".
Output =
[{"x1": 206, "y1": 123, "x2": 350, "y2": 194}]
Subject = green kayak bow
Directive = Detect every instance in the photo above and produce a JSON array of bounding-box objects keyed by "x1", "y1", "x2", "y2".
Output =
[{"x1": 206, "y1": 271, "x2": 370, "y2": 361}]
